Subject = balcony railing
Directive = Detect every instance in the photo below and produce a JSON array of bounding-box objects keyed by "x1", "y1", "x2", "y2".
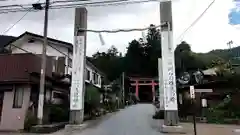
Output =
[{"x1": 0, "y1": 53, "x2": 53, "y2": 82}]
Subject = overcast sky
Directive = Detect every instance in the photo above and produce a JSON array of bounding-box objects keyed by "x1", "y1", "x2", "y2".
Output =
[{"x1": 0, "y1": 0, "x2": 239, "y2": 56}]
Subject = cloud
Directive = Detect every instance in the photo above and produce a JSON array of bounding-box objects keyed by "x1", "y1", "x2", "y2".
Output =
[
  {"x1": 0, "y1": 0, "x2": 161, "y2": 56},
  {"x1": 173, "y1": 0, "x2": 240, "y2": 53},
  {"x1": 1, "y1": 0, "x2": 239, "y2": 56}
]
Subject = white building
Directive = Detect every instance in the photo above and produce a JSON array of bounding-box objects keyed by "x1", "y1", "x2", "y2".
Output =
[{"x1": 4, "y1": 31, "x2": 104, "y2": 88}]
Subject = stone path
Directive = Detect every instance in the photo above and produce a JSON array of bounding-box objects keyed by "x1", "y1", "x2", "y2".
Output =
[
  {"x1": 1, "y1": 104, "x2": 239, "y2": 135},
  {"x1": 71, "y1": 104, "x2": 161, "y2": 135}
]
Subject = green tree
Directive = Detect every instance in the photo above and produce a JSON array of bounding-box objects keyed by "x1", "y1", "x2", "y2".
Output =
[
  {"x1": 124, "y1": 24, "x2": 161, "y2": 77},
  {"x1": 124, "y1": 39, "x2": 145, "y2": 75},
  {"x1": 174, "y1": 41, "x2": 206, "y2": 75},
  {"x1": 91, "y1": 45, "x2": 124, "y2": 81}
]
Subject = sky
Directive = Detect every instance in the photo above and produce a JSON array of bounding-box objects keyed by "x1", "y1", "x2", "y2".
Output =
[{"x1": 0, "y1": 0, "x2": 239, "y2": 56}]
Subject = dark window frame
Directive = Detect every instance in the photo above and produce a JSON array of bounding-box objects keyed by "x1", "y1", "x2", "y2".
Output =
[{"x1": 86, "y1": 70, "x2": 91, "y2": 81}]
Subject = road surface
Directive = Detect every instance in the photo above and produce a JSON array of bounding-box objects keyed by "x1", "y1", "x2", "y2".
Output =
[{"x1": 74, "y1": 104, "x2": 161, "y2": 135}]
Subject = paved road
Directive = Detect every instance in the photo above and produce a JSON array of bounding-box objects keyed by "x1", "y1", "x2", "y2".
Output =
[{"x1": 73, "y1": 104, "x2": 162, "y2": 135}]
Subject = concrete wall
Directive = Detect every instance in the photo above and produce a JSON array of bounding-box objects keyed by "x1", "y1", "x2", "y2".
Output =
[{"x1": 0, "y1": 86, "x2": 31, "y2": 131}]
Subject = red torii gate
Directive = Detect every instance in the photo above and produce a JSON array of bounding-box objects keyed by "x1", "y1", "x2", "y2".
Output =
[{"x1": 129, "y1": 77, "x2": 158, "y2": 101}]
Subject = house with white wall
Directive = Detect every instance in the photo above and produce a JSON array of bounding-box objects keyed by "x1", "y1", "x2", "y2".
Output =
[
  {"x1": 5, "y1": 31, "x2": 104, "y2": 88},
  {"x1": 0, "y1": 31, "x2": 104, "y2": 131}
]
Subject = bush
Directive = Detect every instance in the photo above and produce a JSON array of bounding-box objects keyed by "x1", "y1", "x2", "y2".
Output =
[
  {"x1": 24, "y1": 110, "x2": 37, "y2": 131},
  {"x1": 48, "y1": 104, "x2": 69, "y2": 123},
  {"x1": 109, "y1": 100, "x2": 117, "y2": 112},
  {"x1": 85, "y1": 85, "x2": 101, "y2": 117},
  {"x1": 152, "y1": 110, "x2": 164, "y2": 119},
  {"x1": 206, "y1": 95, "x2": 240, "y2": 124}
]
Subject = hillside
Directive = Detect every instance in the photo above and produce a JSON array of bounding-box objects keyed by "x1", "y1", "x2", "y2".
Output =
[{"x1": 198, "y1": 46, "x2": 240, "y2": 66}]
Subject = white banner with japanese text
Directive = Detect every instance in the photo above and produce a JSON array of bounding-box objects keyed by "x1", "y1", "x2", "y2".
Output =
[
  {"x1": 70, "y1": 36, "x2": 85, "y2": 110},
  {"x1": 161, "y1": 31, "x2": 178, "y2": 110}
]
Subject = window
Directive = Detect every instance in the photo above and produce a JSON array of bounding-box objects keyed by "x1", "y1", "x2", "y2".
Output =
[
  {"x1": 93, "y1": 73, "x2": 98, "y2": 84},
  {"x1": 68, "y1": 59, "x2": 72, "y2": 68},
  {"x1": 13, "y1": 87, "x2": 24, "y2": 108},
  {"x1": 98, "y1": 76, "x2": 101, "y2": 85},
  {"x1": 86, "y1": 70, "x2": 91, "y2": 81},
  {"x1": 51, "y1": 91, "x2": 67, "y2": 104},
  {"x1": 53, "y1": 91, "x2": 65, "y2": 99}
]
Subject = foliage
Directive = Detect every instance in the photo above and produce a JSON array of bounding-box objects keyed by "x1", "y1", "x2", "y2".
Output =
[
  {"x1": 174, "y1": 42, "x2": 206, "y2": 75},
  {"x1": 24, "y1": 110, "x2": 37, "y2": 131},
  {"x1": 91, "y1": 46, "x2": 124, "y2": 81},
  {"x1": 84, "y1": 85, "x2": 101, "y2": 116},
  {"x1": 48, "y1": 104, "x2": 69, "y2": 123},
  {"x1": 90, "y1": 24, "x2": 240, "y2": 92},
  {"x1": 207, "y1": 95, "x2": 240, "y2": 124},
  {"x1": 152, "y1": 110, "x2": 164, "y2": 119}
]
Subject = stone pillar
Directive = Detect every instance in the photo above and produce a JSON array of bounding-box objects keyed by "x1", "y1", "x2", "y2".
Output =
[
  {"x1": 152, "y1": 80, "x2": 155, "y2": 102},
  {"x1": 135, "y1": 80, "x2": 139, "y2": 100}
]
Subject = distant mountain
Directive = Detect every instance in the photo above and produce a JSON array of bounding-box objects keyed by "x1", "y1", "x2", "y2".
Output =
[{"x1": 209, "y1": 46, "x2": 240, "y2": 63}]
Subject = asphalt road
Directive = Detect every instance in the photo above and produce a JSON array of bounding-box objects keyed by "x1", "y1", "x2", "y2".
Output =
[{"x1": 74, "y1": 104, "x2": 162, "y2": 135}]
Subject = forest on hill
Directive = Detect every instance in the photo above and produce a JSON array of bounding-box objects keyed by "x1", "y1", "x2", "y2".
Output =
[{"x1": 88, "y1": 24, "x2": 240, "y2": 82}]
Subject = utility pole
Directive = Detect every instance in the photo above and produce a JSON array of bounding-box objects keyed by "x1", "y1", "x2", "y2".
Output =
[
  {"x1": 122, "y1": 72, "x2": 125, "y2": 106},
  {"x1": 160, "y1": 0, "x2": 179, "y2": 127},
  {"x1": 227, "y1": 40, "x2": 233, "y2": 50},
  {"x1": 37, "y1": 0, "x2": 49, "y2": 125},
  {"x1": 69, "y1": 8, "x2": 87, "y2": 124}
]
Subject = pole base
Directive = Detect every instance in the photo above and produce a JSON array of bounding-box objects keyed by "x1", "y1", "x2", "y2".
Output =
[{"x1": 160, "y1": 124, "x2": 186, "y2": 134}]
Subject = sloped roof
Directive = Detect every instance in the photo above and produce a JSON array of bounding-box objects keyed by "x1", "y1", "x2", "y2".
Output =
[
  {"x1": 6, "y1": 31, "x2": 73, "y2": 50},
  {"x1": 3, "y1": 31, "x2": 105, "y2": 76}
]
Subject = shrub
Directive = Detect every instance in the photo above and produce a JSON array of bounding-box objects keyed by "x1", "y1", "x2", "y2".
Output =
[
  {"x1": 48, "y1": 104, "x2": 69, "y2": 123},
  {"x1": 152, "y1": 110, "x2": 164, "y2": 119},
  {"x1": 85, "y1": 85, "x2": 101, "y2": 117},
  {"x1": 24, "y1": 110, "x2": 37, "y2": 131},
  {"x1": 206, "y1": 95, "x2": 240, "y2": 124}
]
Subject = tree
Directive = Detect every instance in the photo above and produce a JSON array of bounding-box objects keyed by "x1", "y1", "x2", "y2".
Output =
[
  {"x1": 124, "y1": 39, "x2": 145, "y2": 75},
  {"x1": 145, "y1": 24, "x2": 162, "y2": 76},
  {"x1": 91, "y1": 45, "x2": 124, "y2": 81},
  {"x1": 174, "y1": 41, "x2": 206, "y2": 76},
  {"x1": 124, "y1": 24, "x2": 161, "y2": 77}
]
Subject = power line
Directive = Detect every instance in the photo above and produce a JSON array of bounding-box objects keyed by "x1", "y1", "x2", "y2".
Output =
[
  {"x1": 0, "y1": 0, "x2": 161, "y2": 14},
  {"x1": 1, "y1": 0, "x2": 43, "y2": 34},
  {"x1": 2, "y1": 9, "x2": 32, "y2": 34},
  {"x1": 51, "y1": 0, "x2": 160, "y2": 9},
  {"x1": 176, "y1": 0, "x2": 216, "y2": 43}
]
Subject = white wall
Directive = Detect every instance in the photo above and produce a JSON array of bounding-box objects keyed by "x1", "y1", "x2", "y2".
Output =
[
  {"x1": 85, "y1": 66, "x2": 101, "y2": 88},
  {"x1": 11, "y1": 37, "x2": 71, "y2": 75},
  {"x1": 10, "y1": 36, "x2": 102, "y2": 88},
  {"x1": 12, "y1": 40, "x2": 68, "y2": 57},
  {"x1": 0, "y1": 86, "x2": 31, "y2": 131}
]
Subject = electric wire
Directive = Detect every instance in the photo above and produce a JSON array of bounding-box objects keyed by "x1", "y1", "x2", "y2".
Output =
[
  {"x1": 0, "y1": 0, "x2": 162, "y2": 14},
  {"x1": 175, "y1": 0, "x2": 216, "y2": 43},
  {"x1": 1, "y1": 0, "x2": 42, "y2": 34}
]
